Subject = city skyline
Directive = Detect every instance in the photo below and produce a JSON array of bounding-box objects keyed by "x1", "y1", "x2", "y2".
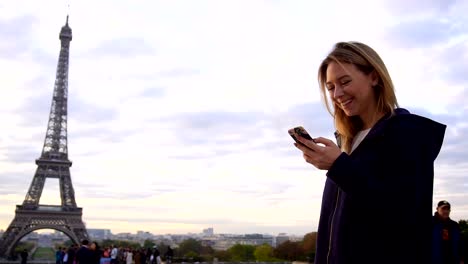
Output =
[{"x1": 0, "y1": 0, "x2": 467, "y2": 236}]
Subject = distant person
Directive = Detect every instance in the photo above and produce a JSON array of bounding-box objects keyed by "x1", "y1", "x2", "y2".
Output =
[
  {"x1": 134, "y1": 249, "x2": 142, "y2": 264},
  {"x1": 125, "y1": 249, "x2": 133, "y2": 264},
  {"x1": 117, "y1": 247, "x2": 125, "y2": 264},
  {"x1": 66, "y1": 245, "x2": 77, "y2": 264},
  {"x1": 61, "y1": 248, "x2": 67, "y2": 264},
  {"x1": 56, "y1": 247, "x2": 63, "y2": 264},
  {"x1": 140, "y1": 249, "x2": 147, "y2": 264},
  {"x1": 63, "y1": 249, "x2": 69, "y2": 264},
  {"x1": 432, "y1": 200, "x2": 464, "y2": 264},
  {"x1": 102, "y1": 247, "x2": 108, "y2": 258},
  {"x1": 165, "y1": 246, "x2": 174, "y2": 264},
  {"x1": 147, "y1": 248, "x2": 153, "y2": 264},
  {"x1": 152, "y1": 246, "x2": 161, "y2": 264},
  {"x1": 90, "y1": 241, "x2": 103, "y2": 264},
  {"x1": 292, "y1": 41, "x2": 446, "y2": 263},
  {"x1": 110, "y1": 245, "x2": 119, "y2": 264},
  {"x1": 20, "y1": 249, "x2": 28, "y2": 264},
  {"x1": 76, "y1": 239, "x2": 94, "y2": 264}
]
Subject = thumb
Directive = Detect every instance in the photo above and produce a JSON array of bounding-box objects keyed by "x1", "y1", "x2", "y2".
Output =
[{"x1": 314, "y1": 137, "x2": 335, "y2": 146}]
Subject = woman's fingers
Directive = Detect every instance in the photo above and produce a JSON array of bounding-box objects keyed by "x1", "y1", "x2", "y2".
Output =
[
  {"x1": 313, "y1": 137, "x2": 333, "y2": 146},
  {"x1": 295, "y1": 136, "x2": 320, "y2": 152},
  {"x1": 294, "y1": 143, "x2": 320, "y2": 166},
  {"x1": 293, "y1": 142, "x2": 314, "y2": 156},
  {"x1": 294, "y1": 136, "x2": 341, "y2": 170}
]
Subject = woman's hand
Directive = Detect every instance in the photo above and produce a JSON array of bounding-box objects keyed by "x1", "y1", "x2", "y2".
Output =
[{"x1": 294, "y1": 136, "x2": 343, "y2": 170}]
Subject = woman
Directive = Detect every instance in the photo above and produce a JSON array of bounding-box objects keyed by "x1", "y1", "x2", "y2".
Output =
[
  {"x1": 293, "y1": 42, "x2": 446, "y2": 264},
  {"x1": 89, "y1": 242, "x2": 103, "y2": 264},
  {"x1": 134, "y1": 249, "x2": 141, "y2": 264},
  {"x1": 126, "y1": 249, "x2": 133, "y2": 264}
]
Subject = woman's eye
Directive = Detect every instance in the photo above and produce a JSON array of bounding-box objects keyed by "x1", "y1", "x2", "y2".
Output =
[
  {"x1": 327, "y1": 86, "x2": 335, "y2": 91},
  {"x1": 341, "y1": 80, "x2": 351, "y2": 86}
]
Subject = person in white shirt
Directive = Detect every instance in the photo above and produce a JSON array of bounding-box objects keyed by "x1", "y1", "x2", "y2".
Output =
[{"x1": 110, "y1": 245, "x2": 118, "y2": 264}]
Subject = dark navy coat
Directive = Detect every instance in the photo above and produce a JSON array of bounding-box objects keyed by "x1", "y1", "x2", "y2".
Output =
[{"x1": 314, "y1": 108, "x2": 446, "y2": 264}]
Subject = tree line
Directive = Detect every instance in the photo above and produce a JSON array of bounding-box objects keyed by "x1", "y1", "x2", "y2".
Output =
[{"x1": 89, "y1": 232, "x2": 317, "y2": 262}]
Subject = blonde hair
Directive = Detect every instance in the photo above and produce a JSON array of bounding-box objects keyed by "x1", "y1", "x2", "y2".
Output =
[{"x1": 318, "y1": 42, "x2": 398, "y2": 153}]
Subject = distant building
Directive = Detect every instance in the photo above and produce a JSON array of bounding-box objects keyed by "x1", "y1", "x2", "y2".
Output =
[
  {"x1": 289, "y1": 235, "x2": 304, "y2": 242},
  {"x1": 275, "y1": 233, "x2": 290, "y2": 247},
  {"x1": 210, "y1": 234, "x2": 274, "y2": 251},
  {"x1": 88, "y1": 229, "x2": 112, "y2": 240},
  {"x1": 201, "y1": 239, "x2": 216, "y2": 247},
  {"x1": 171, "y1": 235, "x2": 194, "y2": 244},
  {"x1": 202, "y1": 228, "x2": 214, "y2": 236},
  {"x1": 25, "y1": 232, "x2": 39, "y2": 240},
  {"x1": 53, "y1": 230, "x2": 67, "y2": 238},
  {"x1": 136, "y1": 231, "x2": 154, "y2": 240},
  {"x1": 114, "y1": 233, "x2": 133, "y2": 240}
]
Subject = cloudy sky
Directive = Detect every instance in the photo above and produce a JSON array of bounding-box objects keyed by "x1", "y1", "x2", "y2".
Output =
[{"x1": 0, "y1": 0, "x2": 467, "y2": 236}]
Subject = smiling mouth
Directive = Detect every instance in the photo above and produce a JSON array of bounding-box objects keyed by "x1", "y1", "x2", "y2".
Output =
[{"x1": 341, "y1": 99, "x2": 352, "y2": 107}]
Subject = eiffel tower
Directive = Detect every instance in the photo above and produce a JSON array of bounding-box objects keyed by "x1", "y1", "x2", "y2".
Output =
[{"x1": 0, "y1": 16, "x2": 88, "y2": 257}]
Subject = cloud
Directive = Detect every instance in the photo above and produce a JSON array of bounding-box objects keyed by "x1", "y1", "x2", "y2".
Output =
[
  {"x1": 0, "y1": 171, "x2": 32, "y2": 196},
  {"x1": 1, "y1": 145, "x2": 40, "y2": 164},
  {"x1": 158, "y1": 102, "x2": 334, "y2": 162},
  {"x1": 384, "y1": 0, "x2": 458, "y2": 15},
  {"x1": 382, "y1": 0, "x2": 468, "y2": 115},
  {"x1": 17, "y1": 88, "x2": 118, "y2": 126},
  {"x1": 70, "y1": 96, "x2": 118, "y2": 123},
  {"x1": 437, "y1": 41, "x2": 468, "y2": 85},
  {"x1": 75, "y1": 182, "x2": 184, "y2": 200},
  {"x1": 159, "y1": 110, "x2": 267, "y2": 147},
  {"x1": 159, "y1": 68, "x2": 200, "y2": 78},
  {"x1": 139, "y1": 86, "x2": 166, "y2": 98},
  {"x1": 387, "y1": 20, "x2": 456, "y2": 49},
  {"x1": 85, "y1": 37, "x2": 156, "y2": 58},
  {"x1": 0, "y1": 15, "x2": 36, "y2": 57},
  {"x1": 84, "y1": 216, "x2": 246, "y2": 226}
]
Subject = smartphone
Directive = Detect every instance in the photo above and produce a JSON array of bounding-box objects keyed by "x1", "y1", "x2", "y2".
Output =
[{"x1": 288, "y1": 126, "x2": 316, "y2": 146}]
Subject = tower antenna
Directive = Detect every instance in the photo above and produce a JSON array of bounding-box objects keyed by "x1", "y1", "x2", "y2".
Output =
[{"x1": 67, "y1": 0, "x2": 70, "y2": 24}]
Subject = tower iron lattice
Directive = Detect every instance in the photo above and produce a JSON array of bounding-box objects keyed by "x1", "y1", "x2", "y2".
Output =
[{"x1": 0, "y1": 16, "x2": 88, "y2": 257}]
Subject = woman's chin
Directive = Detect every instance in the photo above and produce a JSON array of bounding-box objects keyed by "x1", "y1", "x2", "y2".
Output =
[{"x1": 343, "y1": 110, "x2": 357, "y2": 117}]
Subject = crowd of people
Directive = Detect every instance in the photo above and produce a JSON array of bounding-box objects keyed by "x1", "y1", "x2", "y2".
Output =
[{"x1": 55, "y1": 241, "x2": 174, "y2": 264}]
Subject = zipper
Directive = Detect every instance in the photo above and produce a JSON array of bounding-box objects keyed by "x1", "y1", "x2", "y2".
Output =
[{"x1": 327, "y1": 189, "x2": 341, "y2": 264}]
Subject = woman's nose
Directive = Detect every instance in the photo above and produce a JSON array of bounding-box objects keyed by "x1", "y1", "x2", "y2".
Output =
[{"x1": 333, "y1": 85, "x2": 344, "y2": 98}]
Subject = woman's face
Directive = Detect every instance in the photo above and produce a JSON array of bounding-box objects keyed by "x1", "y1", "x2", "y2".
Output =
[
  {"x1": 326, "y1": 61, "x2": 378, "y2": 119},
  {"x1": 90, "y1": 243, "x2": 96, "y2": 250}
]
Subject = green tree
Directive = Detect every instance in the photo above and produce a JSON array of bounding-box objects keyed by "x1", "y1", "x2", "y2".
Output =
[
  {"x1": 302, "y1": 232, "x2": 317, "y2": 261},
  {"x1": 14, "y1": 242, "x2": 36, "y2": 254},
  {"x1": 228, "y1": 244, "x2": 255, "y2": 261},
  {"x1": 100, "y1": 239, "x2": 141, "y2": 249},
  {"x1": 177, "y1": 239, "x2": 202, "y2": 257},
  {"x1": 254, "y1": 244, "x2": 277, "y2": 261},
  {"x1": 143, "y1": 239, "x2": 156, "y2": 249},
  {"x1": 54, "y1": 239, "x2": 73, "y2": 250},
  {"x1": 185, "y1": 250, "x2": 199, "y2": 259},
  {"x1": 273, "y1": 241, "x2": 304, "y2": 261},
  {"x1": 213, "y1": 250, "x2": 231, "y2": 261}
]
